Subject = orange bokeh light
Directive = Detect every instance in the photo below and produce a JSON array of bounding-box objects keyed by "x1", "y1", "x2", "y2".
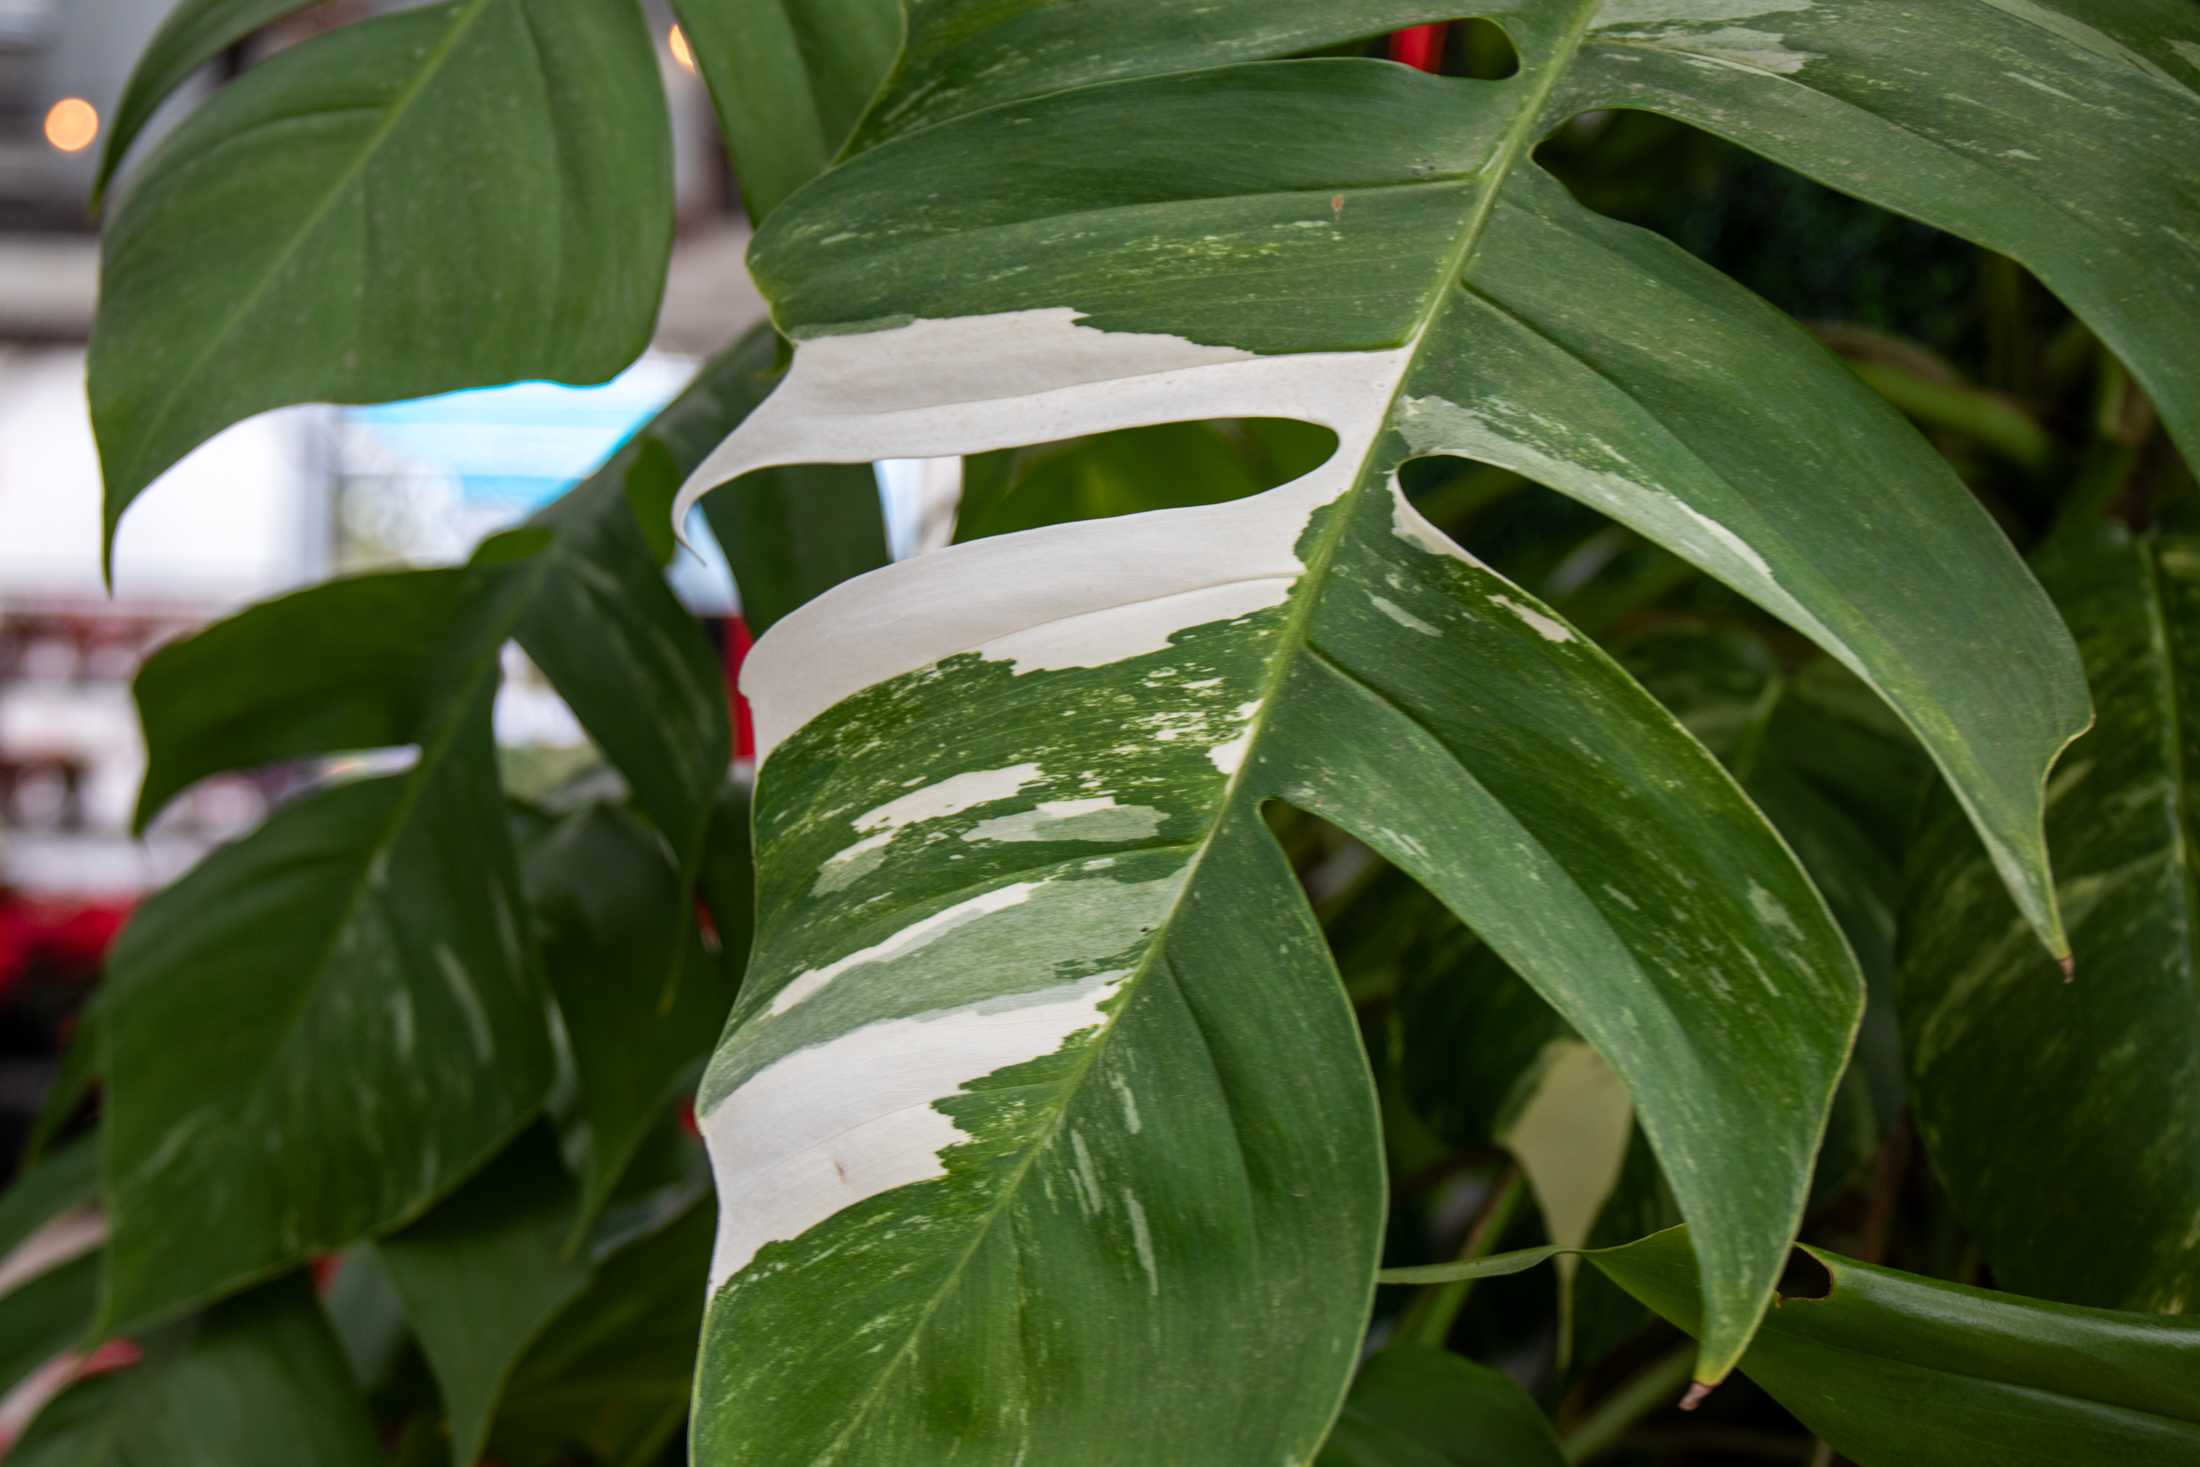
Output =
[
  {"x1": 668, "y1": 25, "x2": 696, "y2": 72},
  {"x1": 44, "y1": 98, "x2": 99, "y2": 154}
]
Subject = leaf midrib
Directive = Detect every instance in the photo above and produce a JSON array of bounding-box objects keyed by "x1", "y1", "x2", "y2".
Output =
[{"x1": 792, "y1": 7, "x2": 1605, "y2": 1458}]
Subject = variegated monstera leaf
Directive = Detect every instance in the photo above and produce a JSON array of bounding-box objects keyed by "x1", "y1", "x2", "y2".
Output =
[{"x1": 676, "y1": 2, "x2": 2199, "y2": 1461}]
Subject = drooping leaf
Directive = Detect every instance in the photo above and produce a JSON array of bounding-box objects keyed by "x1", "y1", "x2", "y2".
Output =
[
  {"x1": 1902, "y1": 529, "x2": 2200, "y2": 1313},
  {"x1": 9, "y1": 1277, "x2": 381, "y2": 1467},
  {"x1": 523, "y1": 804, "x2": 739, "y2": 1230},
  {"x1": 667, "y1": 0, "x2": 901, "y2": 225},
  {"x1": 1594, "y1": 1228, "x2": 2200, "y2": 1467},
  {"x1": 690, "y1": 324, "x2": 892, "y2": 638},
  {"x1": 103, "y1": 549, "x2": 555, "y2": 1331},
  {"x1": 372, "y1": 1127, "x2": 592, "y2": 1467},
  {"x1": 1388, "y1": 1227, "x2": 2200, "y2": 1464},
  {"x1": 490, "y1": 1197, "x2": 714, "y2": 1467},
  {"x1": 1315, "y1": 1345, "x2": 1566, "y2": 1467},
  {"x1": 89, "y1": 0, "x2": 672, "y2": 557}
]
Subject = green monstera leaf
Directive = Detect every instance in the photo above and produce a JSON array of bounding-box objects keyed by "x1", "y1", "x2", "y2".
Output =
[{"x1": 657, "y1": 4, "x2": 2176, "y2": 1457}]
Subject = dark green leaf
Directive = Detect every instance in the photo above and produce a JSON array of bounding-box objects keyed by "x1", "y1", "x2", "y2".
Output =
[
  {"x1": 102, "y1": 680, "x2": 550, "y2": 1330},
  {"x1": 0, "y1": 1256, "x2": 99, "y2": 1404},
  {"x1": 1595, "y1": 1228, "x2": 2200, "y2": 1467},
  {"x1": 10, "y1": 1277, "x2": 381, "y2": 1467},
  {"x1": 490, "y1": 1197, "x2": 714, "y2": 1467},
  {"x1": 0, "y1": 1137, "x2": 99, "y2": 1262},
  {"x1": 90, "y1": 0, "x2": 671, "y2": 556},
  {"x1": 373, "y1": 1127, "x2": 592, "y2": 1467},
  {"x1": 524, "y1": 804, "x2": 738, "y2": 1231},
  {"x1": 1902, "y1": 530, "x2": 2200, "y2": 1312},
  {"x1": 1316, "y1": 1346, "x2": 1566, "y2": 1467}
]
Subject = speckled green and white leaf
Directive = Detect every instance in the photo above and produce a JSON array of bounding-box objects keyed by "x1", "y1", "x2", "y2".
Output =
[
  {"x1": 691, "y1": 2, "x2": 2091, "y2": 953},
  {"x1": 665, "y1": 2, "x2": 2177, "y2": 1453},
  {"x1": 1901, "y1": 530, "x2": 2200, "y2": 1315},
  {"x1": 686, "y1": 350, "x2": 1862, "y2": 1467},
  {"x1": 850, "y1": 1, "x2": 2199, "y2": 470}
]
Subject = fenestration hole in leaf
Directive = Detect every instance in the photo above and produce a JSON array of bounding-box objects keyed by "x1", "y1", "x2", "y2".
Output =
[
  {"x1": 1778, "y1": 1247, "x2": 1835, "y2": 1303},
  {"x1": 950, "y1": 418, "x2": 1337, "y2": 544},
  {"x1": 1381, "y1": 18, "x2": 1521, "y2": 80},
  {"x1": 1450, "y1": 19, "x2": 1522, "y2": 80}
]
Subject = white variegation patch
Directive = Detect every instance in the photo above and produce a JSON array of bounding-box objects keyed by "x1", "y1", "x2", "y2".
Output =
[
  {"x1": 701, "y1": 967, "x2": 1127, "y2": 1288},
  {"x1": 678, "y1": 309, "x2": 1418, "y2": 761}
]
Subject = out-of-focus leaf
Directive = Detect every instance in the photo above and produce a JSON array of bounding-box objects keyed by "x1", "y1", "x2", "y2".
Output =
[
  {"x1": 1316, "y1": 1345, "x2": 1565, "y2": 1467},
  {"x1": 103, "y1": 552, "x2": 554, "y2": 1330},
  {"x1": 95, "y1": 0, "x2": 331, "y2": 200},
  {"x1": 489, "y1": 1198, "x2": 714, "y2": 1467},
  {"x1": 524, "y1": 805, "x2": 739, "y2": 1231},
  {"x1": 0, "y1": 1137, "x2": 98, "y2": 1262},
  {"x1": 373, "y1": 1128, "x2": 592, "y2": 1467},
  {"x1": 695, "y1": 780, "x2": 758, "y2": 990},
  {"x1": 20, "y1": 1001, "x2": 102, "y2": 1170},
  {"x1": 0, "y1": 1139, "x2": 103, "y2": 1399},
  {"x1": 692, "y1": 325, "x2": 890, "y2": 638},
  {"x1": 0, "y1": 1256, "x2": 99, "y2": 1405},
  {"x1": 953, "y1": 420, "x2": 1325, "y2": 544},
  {"x1": 90, "y1": 0, "x2": 672, "y2": 558},
  {"x1": 10, "y1": 1277, "x2": 381, "y2": 1467},
  {"x1": 667, "y1": 0, "x2": 900, "y2": 225},
  {"x1": 1902, "y1": 530, "x2": 2200, "y2": 1313}
]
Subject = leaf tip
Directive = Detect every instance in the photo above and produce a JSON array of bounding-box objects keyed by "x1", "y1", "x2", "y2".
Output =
[{"x1": 1679, "y1": 1380, "x2": 1717, "y2": 1412}]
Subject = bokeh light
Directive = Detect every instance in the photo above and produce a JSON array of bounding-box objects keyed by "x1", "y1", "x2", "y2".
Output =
[{"x1": 43, "y1": 98, "x2": 99, "y2": 154}]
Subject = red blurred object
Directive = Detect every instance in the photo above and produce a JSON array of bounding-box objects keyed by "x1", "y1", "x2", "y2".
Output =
[
  {"x1": 722, "y1": 616, "x2": 755, "y2": 762},
  {"x1": 1388, "y1": 23, "x2": 1448, "y2": 72},
  {"x1": 0, "y1": 896, "x2": 132, "y2": 997}
]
